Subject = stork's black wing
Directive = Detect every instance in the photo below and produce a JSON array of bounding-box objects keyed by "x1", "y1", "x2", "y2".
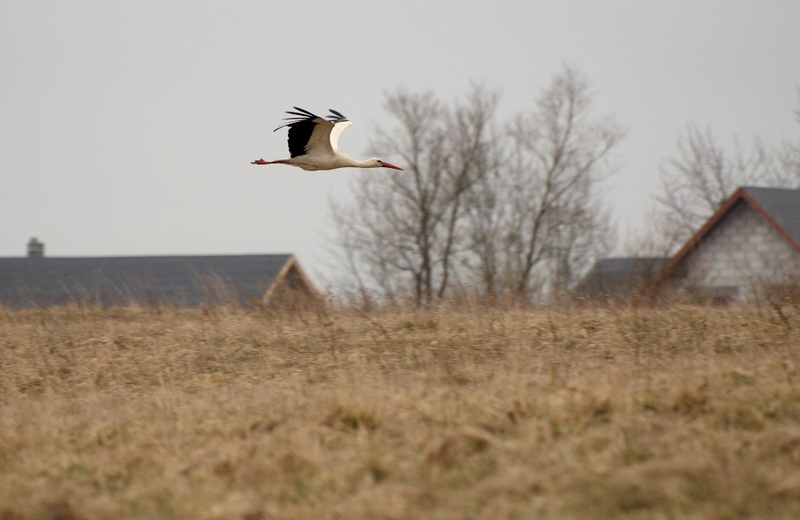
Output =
[
  {"x1": 326, "y1": 109, "x2": 349, "y2": 123},
  {"x1": 273, "y1": 107, "x2": 326, "y2": 158}
]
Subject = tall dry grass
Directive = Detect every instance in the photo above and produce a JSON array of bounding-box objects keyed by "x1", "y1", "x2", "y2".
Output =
[{"x1": 0, "y1": 302, "x2": 799, "y2": 519}]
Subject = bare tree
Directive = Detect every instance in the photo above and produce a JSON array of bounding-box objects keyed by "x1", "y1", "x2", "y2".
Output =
[
  {"x1": 331, "y1": 87, "x2": 498, "y2": 307},
  {"x1": 331, "y1": 67, "x2": 622, "y2": 306},
  {"x1": 463, "y1": 66, "x2": 622, "y2": 300},
  {"x1": 650, "y1": 124, "x2": 770, "y2": 251},
  {"x1": 766, "y1": 91, "x2": 800, "y2": 187},
  {"x1": 769, "y1": 141, "x2": 800, "y2": 188},
  {"x1": 649, "y1": 96, "x2": 800, "y2": 254}
]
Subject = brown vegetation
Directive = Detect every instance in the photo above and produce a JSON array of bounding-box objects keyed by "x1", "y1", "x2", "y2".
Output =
[{"x1": 1, "y1": 302, "x2": 799, "y2": 519}]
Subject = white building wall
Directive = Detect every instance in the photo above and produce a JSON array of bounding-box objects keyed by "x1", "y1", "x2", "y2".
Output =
[{"x1": 675, "y1": 201, "x2": 800, "y2": 300}]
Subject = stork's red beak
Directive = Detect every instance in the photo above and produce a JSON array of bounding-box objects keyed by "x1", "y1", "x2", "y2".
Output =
[{"x1": 381, "y1": 161, "x2": 403, "y2": 171}]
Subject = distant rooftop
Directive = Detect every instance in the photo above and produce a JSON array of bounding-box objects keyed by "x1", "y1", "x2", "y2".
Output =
[
  {"x1": 0, "y1": 253, "x2": 312, "y2": 308},
  {"x1": 576, "y1": 257, "x2": 668, "y2": 298}
]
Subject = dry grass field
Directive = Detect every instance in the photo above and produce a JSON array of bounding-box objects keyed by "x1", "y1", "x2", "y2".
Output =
[{"x1": 1, "y1": 302, "x2": 800, "y2": 519}]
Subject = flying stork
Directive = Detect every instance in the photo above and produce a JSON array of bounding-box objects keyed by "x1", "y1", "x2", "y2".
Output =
[{"x1": 251, "y1": 107, "x2": 403, "y2": 172}]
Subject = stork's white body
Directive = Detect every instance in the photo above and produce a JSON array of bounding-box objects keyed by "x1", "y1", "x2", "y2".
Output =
[
  {"x1": 251, "y1": 107, "x2": 403, "y2": 172},
  {"x1": 285, "y1": 151, "x2": 369, "y2": 172}
]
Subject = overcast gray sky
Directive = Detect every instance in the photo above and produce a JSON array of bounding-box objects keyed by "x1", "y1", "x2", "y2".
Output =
[{"x1": 2, "y1": 1, "x2": 799, "y2": 286}]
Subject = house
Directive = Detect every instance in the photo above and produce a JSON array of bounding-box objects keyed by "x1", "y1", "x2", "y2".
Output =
[
  {"x1": 656, "y1": 186, "x2": 800, "y2": 302},
  {"x1": 0, "y1": 240, "x2": 318, "y2": 308},
  {"x1": 575, "y1": 257, "x2": 668, "y2": 299}
]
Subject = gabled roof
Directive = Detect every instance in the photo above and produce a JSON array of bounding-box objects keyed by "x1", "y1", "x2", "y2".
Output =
[
  {"x1": 657, "y1": 186, "x2": 800, "y2": 281},
  {"x1": 0, "y1": 253, "x2": 315, "y2": 308}
]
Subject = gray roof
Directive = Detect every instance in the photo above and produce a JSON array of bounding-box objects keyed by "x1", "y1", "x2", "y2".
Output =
[
  {"x1": 589, "y1": 257, "x2": 668, "y2": 275},
  {"x1": 743, "y1": 186, "x2": 800, "y2": 247},
  {"x1": 576, "y1": 257, "x2": 668, "y2": 298},
  {"x1": 0, "y1": 254, "x2": 294, "y2": 308}
]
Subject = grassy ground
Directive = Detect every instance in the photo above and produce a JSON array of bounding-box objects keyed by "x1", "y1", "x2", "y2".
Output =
[{"x1": 1, "y1": 302, "x2": 799, "y2": 519}]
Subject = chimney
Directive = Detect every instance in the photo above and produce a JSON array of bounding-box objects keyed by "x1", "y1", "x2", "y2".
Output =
[{"x1": 27, "y1": 237, "x2": 44, "y2": 258}]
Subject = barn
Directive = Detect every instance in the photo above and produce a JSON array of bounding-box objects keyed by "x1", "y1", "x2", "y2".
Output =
[
  {"x1": 0, "y1": 241, "x2": 317, "y2": 309},
  {"x1": 657, "y1": 186, "x2": 800, "y2": 302}
]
